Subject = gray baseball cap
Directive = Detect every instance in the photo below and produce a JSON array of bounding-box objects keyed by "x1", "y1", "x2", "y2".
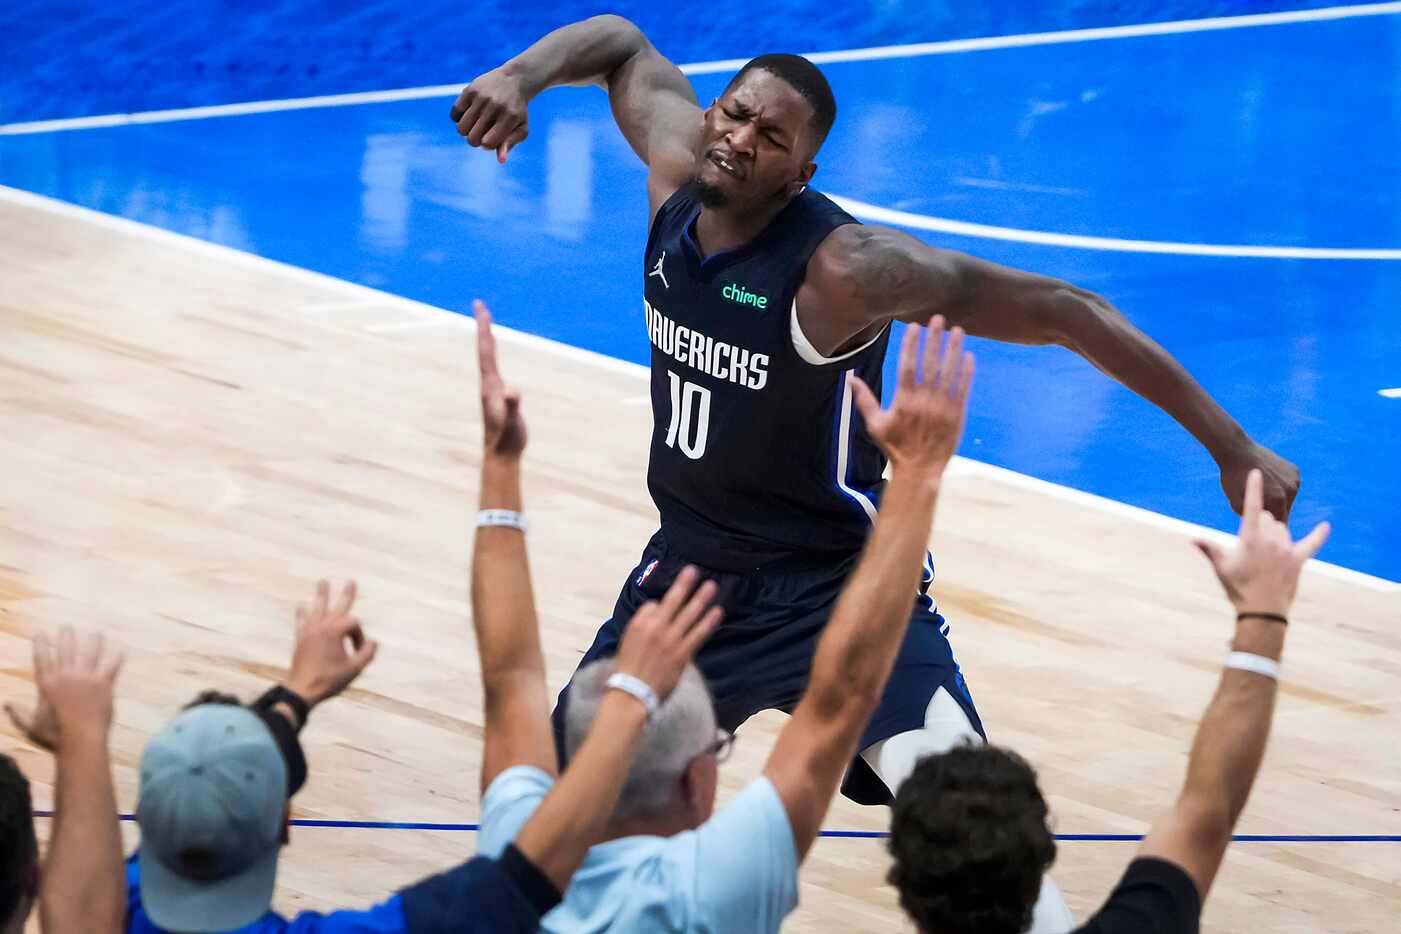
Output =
[{"x1": 137, "y1": 704, "x2": 288, "y2": 932}]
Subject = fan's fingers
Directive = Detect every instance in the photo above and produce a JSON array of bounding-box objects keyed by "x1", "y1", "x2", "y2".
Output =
[{"x1": 896, "y1": 323, "x2": 920, "y2": 391}]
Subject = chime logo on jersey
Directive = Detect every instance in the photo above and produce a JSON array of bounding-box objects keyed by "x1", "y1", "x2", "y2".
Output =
[
  {"x1": 721, "y1": 282, "x2": 769, "y2": 310},
  {"x1": 644, "y1": 300, "x2": 769, "y2": 390}
]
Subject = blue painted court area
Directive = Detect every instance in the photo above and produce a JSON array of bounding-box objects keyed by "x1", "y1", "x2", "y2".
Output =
[
  {"x1": 0, "y1": 0, "x2": 1338, "y2": 123},
  {"x1": 2, "y1": 5, "x2": 1399, "y2": 581}
]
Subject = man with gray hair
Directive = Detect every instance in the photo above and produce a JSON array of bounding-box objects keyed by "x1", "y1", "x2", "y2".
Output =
[
  {"x1": 479, "y1": 314, "x2": 976, "y2": 931},
  {"x1": 562, "y1": 664, "x2": 723, "y2": 825}
]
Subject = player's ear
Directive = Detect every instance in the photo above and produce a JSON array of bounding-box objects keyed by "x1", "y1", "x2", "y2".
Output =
[
  {"x1": 682, "y1": 754, "x2": 719, "y2": 824},
  {"x1": 789, "y1": 162, "x2": 817, "y2": 197}
]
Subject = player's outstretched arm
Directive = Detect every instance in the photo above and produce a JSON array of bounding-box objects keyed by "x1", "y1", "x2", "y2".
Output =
[
  {"x1": 514, "y1": 568, "x2": 722, "y2": 891},
  {"x1": 471, "y1": 300, "x2": 558, "y2": 792},
  {"x1": 1136, "y1": 470, "x2": 1328, "y2": 900},
  {"x1": 802, "y1": 225, "x2": 1300, "y2": 520},
  {"x1": 450, "y1": 15, "x2": 700, "y2": 207},
  {"x1": 762, "y1": 317, "x2": 973, "y2": 861},
  {"x1": 7, "y1": 628, "x2": 126, "y2": 934}
]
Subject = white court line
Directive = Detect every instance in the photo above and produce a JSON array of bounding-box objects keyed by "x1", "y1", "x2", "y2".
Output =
[
  {"x1": 299, "y1": 298, "x2": 394, "y2": 314},
  {"x1": 2, "y1": 183, "x2": 1396, "y2": 592},
  {"x1": 0, "y1": 87, "x2": 464, "y2": 135},
  {"x1": 1380, "y1": 387, "x2": 1401, "y2": 398},
  {"x1": 829, "y1": 195, "x2": 1401, "y2": 261},
  {"x1": 362, "y1": 318, "x2": 462, "y2": 333},
  {"x1": 3, "y1": 2, "x2": 1400, "y2": 135}
]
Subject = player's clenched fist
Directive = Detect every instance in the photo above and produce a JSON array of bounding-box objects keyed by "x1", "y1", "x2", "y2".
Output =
[
  {"x1": 850, "y1": 315, "x2": 974, "y2": 482},
  {"x1": 1195, "y1": 468, "x2": 1329, "y2": 618},
  {"x1": 450, "y1": 68, "x2": 530, "y2": 163}
]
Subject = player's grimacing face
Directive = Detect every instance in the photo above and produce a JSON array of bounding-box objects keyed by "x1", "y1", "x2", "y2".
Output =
[{"x1": 696, "y1": 70, "x2": 817, "y2": 209}]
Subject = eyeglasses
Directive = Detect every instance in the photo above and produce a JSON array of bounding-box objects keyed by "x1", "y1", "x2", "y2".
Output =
[{"x1": 704, "y1": 728, "x2": 736, "y2": 764}]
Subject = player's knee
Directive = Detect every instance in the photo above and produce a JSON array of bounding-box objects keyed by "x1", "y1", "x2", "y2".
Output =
[{"x1": 861, "y1": 687, "x2": 983, "y2": 793}]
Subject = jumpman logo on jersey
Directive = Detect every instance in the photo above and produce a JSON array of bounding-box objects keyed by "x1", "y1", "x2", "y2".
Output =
[{"x1": 648, "y1": 250, "x2": 670, "y2": 290}]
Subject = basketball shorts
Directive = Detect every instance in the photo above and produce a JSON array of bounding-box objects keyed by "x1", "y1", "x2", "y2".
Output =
[{"x1": 551, "y1": 529, "x2": 985, "y2": 805}]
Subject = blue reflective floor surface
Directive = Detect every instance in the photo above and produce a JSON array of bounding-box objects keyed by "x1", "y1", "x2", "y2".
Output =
[{"x1": 2, "y1": 6, "x2": 1398, "y2": 580}]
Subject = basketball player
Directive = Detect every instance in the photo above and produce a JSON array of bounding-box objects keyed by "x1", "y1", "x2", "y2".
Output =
[{"x1": 451, "y1": 15, "x2": 1300, "y2": 929}]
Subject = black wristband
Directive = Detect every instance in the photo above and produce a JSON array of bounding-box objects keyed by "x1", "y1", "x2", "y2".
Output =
[
  {"x1": 252, "y1": 684, "x2": 311, "y2": 730},
  {"x1": 1237, "y1": 612, "x2": 1288, "y2": 626},
  {"x1": 249, "y1": 704, "x2": 309, "y2": 796}
]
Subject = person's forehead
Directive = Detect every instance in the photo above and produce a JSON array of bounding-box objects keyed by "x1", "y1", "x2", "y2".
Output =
[{"x1": 726, "y1": 70, "x2": 813, "y2": 127}]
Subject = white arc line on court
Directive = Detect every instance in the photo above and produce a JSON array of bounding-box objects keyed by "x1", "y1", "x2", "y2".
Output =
[
  {"x1": 680, "y1": 1, "x2": 1401, "y2": 74},
  {"x1": 363, "y1": 318, "x2": 460, "y2": 333},
  {"x1": 2, "y1": 182, "x2": 1396, "y2": 592},
  {"x1": 299, "y1": 299, "x2": 393, "y2": 313},
  {"x1": 1380, "y1": 388, "x2": 1401, "y2": 398},
  {"x1": 3, "y1": 2, "x2": 1401, "y2": 135},
  {"x1": 828, "y1": 195, "x2": 1401, "y2": 260}
]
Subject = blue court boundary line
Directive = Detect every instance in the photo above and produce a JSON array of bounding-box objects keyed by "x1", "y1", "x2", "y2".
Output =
[{"x1": 32, "y1": 812, "x2": 1398, "y2": 841}]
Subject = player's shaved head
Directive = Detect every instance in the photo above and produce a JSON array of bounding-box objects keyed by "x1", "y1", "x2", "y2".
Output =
[
  {"x1": 724, "y1": 54, "x2": 837, "y2": 154},
  {"x1": 693, "y1": 56, "x2": 833, "y2": 212}
]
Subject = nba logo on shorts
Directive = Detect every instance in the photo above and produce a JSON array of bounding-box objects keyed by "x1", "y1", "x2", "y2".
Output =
[{"x1": 636, "y1": 559, "x2": 659, "y2": 587}]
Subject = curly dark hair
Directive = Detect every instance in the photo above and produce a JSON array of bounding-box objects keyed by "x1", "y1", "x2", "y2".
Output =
[
  {"x1": 0, "y1": 754, "x2": 37, "y2": 925},
  {"x1": 887, "y1": 744, "x2": 1056, "y2": 934},
  {"x1": 183, "y1": 689, "x2": 242, "y2": 710}
]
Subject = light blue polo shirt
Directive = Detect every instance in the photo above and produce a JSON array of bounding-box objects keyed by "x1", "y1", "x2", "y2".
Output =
[{"x1": 479, "y1": 766, "x2": 799, "y2": 933}]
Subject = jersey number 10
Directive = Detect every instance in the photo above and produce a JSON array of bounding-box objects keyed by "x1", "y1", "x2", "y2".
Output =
[{"x1": 664, "y1": 370, "x2": 711, "y2": 460}]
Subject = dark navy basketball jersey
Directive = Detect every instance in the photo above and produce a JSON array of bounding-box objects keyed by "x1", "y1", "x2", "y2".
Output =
[{"x1": 641, "y1": 183, "x2": 892, "y2": 571}]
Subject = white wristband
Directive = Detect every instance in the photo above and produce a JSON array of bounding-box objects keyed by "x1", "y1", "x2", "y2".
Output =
[
  {"x1": 1225, "y1": 651, "x2": 1281, "y2": 680},
  {"x1": 476, "y1": 509, "x2": 527, "y2": 532},
  {"x1": 606, "y1": 672, "x2": 659, "y2": 721}
]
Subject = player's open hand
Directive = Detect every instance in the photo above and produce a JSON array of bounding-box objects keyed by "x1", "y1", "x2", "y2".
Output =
[
  {"x1": 614, "y1": 566, "x2": 723, "y2": 704},
  {"x1": 475, "y1": 300, "x2": 528, "y2": 459},
  {"x1": 1195, "y1": 469, "x2": 1329, "y2": 618},
  {"x1": 451, "y1": 69, "x2": 530, "y2": 163},
  {"x1": 6, "y1": 627, "x2": 123, "y2": 753},
  {"x1": 1217, "y1": 441, "x2": 1300, "y2": 521},
  {"x1": 286, "y1": 580, "x2": 378, "y2": 707},
  {"x1": 850, "y1": 316, "x2": 974, "y2": 483}
]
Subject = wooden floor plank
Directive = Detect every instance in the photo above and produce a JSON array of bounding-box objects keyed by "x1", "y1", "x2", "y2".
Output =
[{"x1": 2, "y1": 194, "x2": 1397, "y2": 932}]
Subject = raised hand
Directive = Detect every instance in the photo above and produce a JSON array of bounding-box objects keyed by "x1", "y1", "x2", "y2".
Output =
[
  {"x1": 450, "y1": 69, "x2": 531, "y2": 163},
  {"x1": 613, "y1": 566, "x2": 724, "y2": 703},
  {"x1": 6, "y1": 627, "x2": 123, "y2": 752},
  {"x1": 474, "y1": 300, "x2": 528, "y2": 459},
  {"x1": 286, "y1": 580, "x2": 378, "y2": 707},
  {"x1": 1195, "y1": 469, "x2": 1330, "y2": 617},
  {"x1": 850, "y1": 316, "x2": 974, "y2": 483},
  {"x1": 1218, "y1": 441, "x2": 1300, "y2": 521}
]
